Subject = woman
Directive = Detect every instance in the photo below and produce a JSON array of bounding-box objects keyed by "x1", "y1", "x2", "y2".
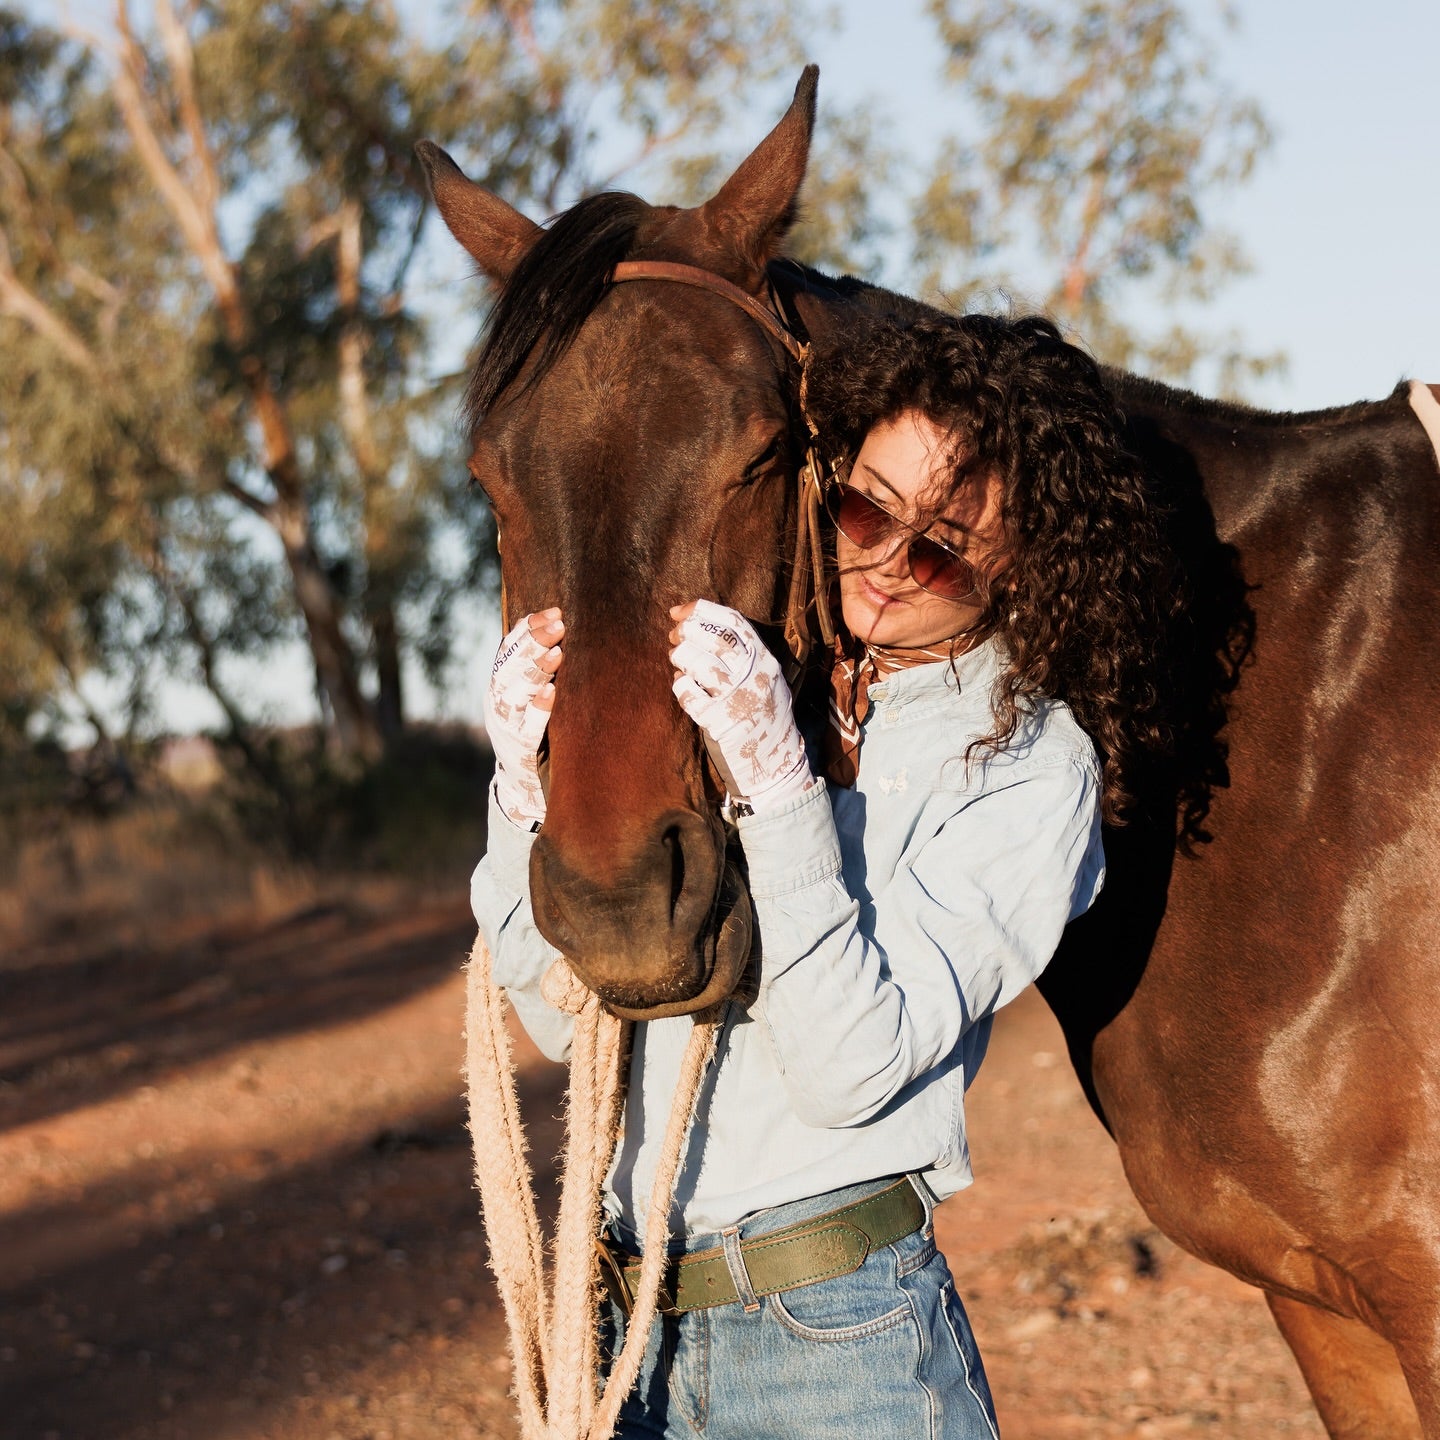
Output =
[{"x1": 473, "y1": 311, "x2": 1177, "y2": 1437}]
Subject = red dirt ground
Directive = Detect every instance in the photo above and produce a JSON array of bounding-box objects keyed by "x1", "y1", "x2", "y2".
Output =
[{"x1": 0, "y1": 897, "x2": 1325, "y2": 1439}]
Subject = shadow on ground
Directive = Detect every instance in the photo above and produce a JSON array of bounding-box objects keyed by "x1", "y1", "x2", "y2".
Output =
[
  {"x1": 0, "y1": 902, "x2": 474, "y2": 1134},
  {"x1": 0, "y1": 1042, "x2": 566, "y2": 1440}
]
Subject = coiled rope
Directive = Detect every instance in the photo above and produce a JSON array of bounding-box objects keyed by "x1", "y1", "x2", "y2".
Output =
[{"x1": 465, "y1": 934, "x2": 721, "y2": 1440}]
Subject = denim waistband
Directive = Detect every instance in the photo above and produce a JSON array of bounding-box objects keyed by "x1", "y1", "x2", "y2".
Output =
[{"x1": 604, "y1": 1172, "x2": 932, "y2": 1257}]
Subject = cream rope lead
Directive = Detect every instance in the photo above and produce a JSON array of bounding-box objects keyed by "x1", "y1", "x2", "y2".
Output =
[{"x1": 465, "y1": 934, "x2": 723, "y2": 1440}]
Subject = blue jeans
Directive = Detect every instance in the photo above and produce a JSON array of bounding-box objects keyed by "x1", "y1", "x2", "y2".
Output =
[{"x1": 600, "y1": 1176, "x2": 1001, "y2": 1439}]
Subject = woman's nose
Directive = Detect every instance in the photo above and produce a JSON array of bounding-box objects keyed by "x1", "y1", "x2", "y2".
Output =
[{"x1": 872, "y1": 535, "x2": 910, "y2": 579}]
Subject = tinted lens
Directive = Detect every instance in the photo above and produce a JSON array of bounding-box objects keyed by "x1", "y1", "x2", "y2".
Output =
[
  {"x1": 829, "y1": 485, "x2": 895, "y2": 549},
  {"x1": 906, "y1": 535, "x2": 976, "y2": 599},
  {"x1": 827, "y1": 482, "x2": 977, "y2": 600}
]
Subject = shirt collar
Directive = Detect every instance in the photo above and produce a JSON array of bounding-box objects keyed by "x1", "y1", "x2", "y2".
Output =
[{"x1": 864, "y1": 634, "x2": 1003, "y2": 708}]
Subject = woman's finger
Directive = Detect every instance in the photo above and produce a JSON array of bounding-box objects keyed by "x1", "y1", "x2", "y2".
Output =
[
  {"x1": 676, "y1": 623, "x2": 757, "y2": 692},
  {"x1": 672, "y1": 672, "x2": 715, "y2": 722},
  {"x1": 494, "y1": 618, "x2": 550, "y2": 680},
  {"x1": 530, "y1": 681, "x2": 557, "y2": 715},
  {"x1": 679, "y1": 610, "x2": 751, "y2": 662},
  {"x1": 527, "y1": 607, "x2": 564, "y2": 644},
  {"x1": 687, "y1": 597, "x2": 752, "y2": 639},
  {"x1": 670, "y1": 638, "x2": 735, "y2": 694}
]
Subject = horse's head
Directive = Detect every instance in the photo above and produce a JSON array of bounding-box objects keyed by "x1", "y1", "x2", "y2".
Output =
[{"x1": 420, "y1": 70, "x2": 827, "y2": 1019}]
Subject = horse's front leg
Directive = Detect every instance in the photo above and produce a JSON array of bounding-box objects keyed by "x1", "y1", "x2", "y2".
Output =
[{"x1": 1265, "y1": 1294, "x2": 1424, "y2": 1440}]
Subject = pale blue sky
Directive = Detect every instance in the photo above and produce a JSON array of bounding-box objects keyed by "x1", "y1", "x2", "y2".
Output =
[{"x1": 815, "y1": 0, "x2": 1440, "y2": 408}]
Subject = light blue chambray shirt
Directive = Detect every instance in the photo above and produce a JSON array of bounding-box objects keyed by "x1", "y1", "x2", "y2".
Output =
[{"x1": 470, "y1": 637, "x2": 1104, "y2": 1237}]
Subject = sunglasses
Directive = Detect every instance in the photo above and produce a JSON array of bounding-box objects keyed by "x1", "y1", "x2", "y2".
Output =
[{"x1": 824, "y1": 481, "x2": 978, "y2": 600}]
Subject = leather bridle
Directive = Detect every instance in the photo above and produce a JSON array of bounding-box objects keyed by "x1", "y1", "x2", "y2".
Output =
[{"x1": 609, "y1": 260, "x2": 838, "y2": 671}]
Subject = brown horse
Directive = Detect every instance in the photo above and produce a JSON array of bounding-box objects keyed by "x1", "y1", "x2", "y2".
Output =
[{"x1": 419, "y1": 68, "x2": 1440, "y2": 1438}]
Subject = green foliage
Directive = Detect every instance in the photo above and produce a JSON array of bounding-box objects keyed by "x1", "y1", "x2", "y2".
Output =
[
  {"x1": 211, "y1": 723, "x2": 493, "y2": 870},
  {"x1": 917, "y1": 0, "x2": 1283, "y2": 387}
]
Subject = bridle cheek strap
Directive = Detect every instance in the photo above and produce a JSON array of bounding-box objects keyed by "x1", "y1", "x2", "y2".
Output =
[{"x1": 608, "y1": 261, "x2": 837, "y2": 672}]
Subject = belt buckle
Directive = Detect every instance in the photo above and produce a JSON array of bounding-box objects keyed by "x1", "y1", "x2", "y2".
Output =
[{"x1": 595, "y1": 1236, "x2": 635, "y2": 1317}]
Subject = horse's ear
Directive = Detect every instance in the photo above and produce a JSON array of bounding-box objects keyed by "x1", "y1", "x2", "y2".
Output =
[
  {"x1": 415, "y1": 141, "x2": 541, "y2": 282},
  {"x1": 698, "y1": 65, "x2": 818, "y2": 274}
]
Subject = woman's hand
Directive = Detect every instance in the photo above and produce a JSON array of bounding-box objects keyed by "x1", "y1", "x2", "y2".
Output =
[
  {"x1": 486, "y1": 608, "x2": 564, "y2": 827},
  {"x1": 669, "y1": 600, "x2": 815, "y2": 814}
]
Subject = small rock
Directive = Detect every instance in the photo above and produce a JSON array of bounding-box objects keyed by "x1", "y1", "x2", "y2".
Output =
[{"x1": 1005, "y1": 1311, "x2": 1058, "y2": 1342}]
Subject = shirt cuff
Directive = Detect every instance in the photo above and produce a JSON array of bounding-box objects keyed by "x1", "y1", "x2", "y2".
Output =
[
  {"x1": 481, "y1": 779, "x2": 540, "y2": 892},
  {"x1": 734, "y1": 780, "x2": 843, "y2": 899}
]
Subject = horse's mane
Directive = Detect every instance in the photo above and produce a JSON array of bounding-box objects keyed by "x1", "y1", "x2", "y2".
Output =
[
  {"x1": 777, "y1": 263, "x2": 1411, "y2": 430},
  {"x1": 464, "y1": 191, "x2": 650, "y2": 429}
]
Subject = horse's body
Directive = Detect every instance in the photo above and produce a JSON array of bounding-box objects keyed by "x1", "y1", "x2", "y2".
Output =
[
  {"x1": 421, "y1": 68, "x2": 1440, "y2": 1438},
  {"x1": 1042, "y1": 377, "x2": 1440, "y2": 1435}
]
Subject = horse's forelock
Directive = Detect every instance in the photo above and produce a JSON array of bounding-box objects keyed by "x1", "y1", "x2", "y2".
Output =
[{"x1": 464, "y1": 191, "x2": 652, "y2": 431}]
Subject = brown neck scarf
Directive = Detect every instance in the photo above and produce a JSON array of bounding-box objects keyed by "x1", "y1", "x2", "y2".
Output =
[{"x1": 823, "y1": 633, "x2": 958, "y2": 787}]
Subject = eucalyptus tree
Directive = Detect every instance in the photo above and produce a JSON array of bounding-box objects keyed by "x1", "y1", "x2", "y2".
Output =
[
  {"x1": 917, "y1": 0, "x2": 1280, "y2": 389},
  {"x1": 0, "y1": 0, "x2": 817, "y2": 763}
]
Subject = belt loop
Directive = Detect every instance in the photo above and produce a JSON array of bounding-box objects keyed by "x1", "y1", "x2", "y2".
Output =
[
  {"x1": 720, "y1": 1225, "x2": 761, "y2": 1313},
  {"x1": 907, "y1": 1172, "x2": 937, "y2": 1227}
]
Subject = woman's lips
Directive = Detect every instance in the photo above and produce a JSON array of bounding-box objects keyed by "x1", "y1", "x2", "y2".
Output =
[{"x1": 861, "y1": 575, "x2": 903, "y2": 608}]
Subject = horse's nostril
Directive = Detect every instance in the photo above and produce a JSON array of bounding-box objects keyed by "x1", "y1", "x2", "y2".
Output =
[
  {"x1": 532, "y1": 809, "x2": 724, "y2": 994},
  {"x1": 652, "y1": 809, "x2": 719, "y2": 937}
]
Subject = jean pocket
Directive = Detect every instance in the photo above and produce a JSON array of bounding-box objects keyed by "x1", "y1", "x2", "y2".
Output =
[{"x1": 767, "y1": 1251, "x2": 913, "y2": 1342}]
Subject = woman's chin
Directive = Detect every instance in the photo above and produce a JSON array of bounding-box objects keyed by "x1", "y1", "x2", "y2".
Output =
[{"x1": 843, "y1": 596, "x2": 912, "y2": 646}]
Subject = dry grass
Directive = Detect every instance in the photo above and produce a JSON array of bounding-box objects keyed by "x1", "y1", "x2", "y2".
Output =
[
  {"x1": 0, "y1": 796, "x2": 480, "y2": 964},
  {"x1": 0, "y1": 806, "x2": 289, "y2": 959}
]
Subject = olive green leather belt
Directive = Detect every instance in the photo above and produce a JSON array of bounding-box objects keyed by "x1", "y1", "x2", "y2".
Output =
[{"x1": 596, "y1": 1177, "x2": 926, "y2": 1316}]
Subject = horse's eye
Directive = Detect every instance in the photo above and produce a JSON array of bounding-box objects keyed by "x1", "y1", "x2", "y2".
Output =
[{"x1": 743, "y1": 436, "x2": 786, "y2": 482}]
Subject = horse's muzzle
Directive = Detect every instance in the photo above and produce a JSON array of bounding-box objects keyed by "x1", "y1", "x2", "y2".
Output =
[{"x1": 529, "y1": 808, "x2": 754, "y2": 1019}]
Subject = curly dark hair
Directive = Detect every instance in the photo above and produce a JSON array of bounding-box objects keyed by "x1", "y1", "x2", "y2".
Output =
[{"x1": 802, "y1": 311, "x2": 1181, "y2": 825}]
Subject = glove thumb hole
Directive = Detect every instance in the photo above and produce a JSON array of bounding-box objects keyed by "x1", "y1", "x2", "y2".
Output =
[{"x1": 672, "y1": 673, "x2": 710, "y2": 720}]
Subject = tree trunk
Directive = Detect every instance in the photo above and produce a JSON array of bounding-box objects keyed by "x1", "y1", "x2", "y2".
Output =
[
  {"x1": 274, "y1": 503, "x2": 383, "y2": 764},
  {"x1": 109, "y1": 16, "x2": 383, "y2": 767},
  {"x1": 371, "y1": 598, "x2": 405, "y2": 745}
]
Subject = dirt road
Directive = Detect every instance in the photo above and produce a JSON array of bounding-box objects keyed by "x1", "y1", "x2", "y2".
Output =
[{"x1": 0, "y1": 899, "x2": 1322, "y2": 1438}]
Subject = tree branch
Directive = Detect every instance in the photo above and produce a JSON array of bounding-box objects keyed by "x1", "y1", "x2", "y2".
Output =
[
  {"x1": 1058, "y1": 165, "x2": 1109, "y2": 317},
  {"x1": 112, "y1": 0, "x2": 238, "y2": 319},
  {"x1": 0, "y1": 224, "x2": 101, "y2": 374},
  {"x1": 220, "y1": 475, "x2": 275, "y2": 520},
  {"x1": 594, "y1": 116, "x2": 698, "y2": 192},
  {"x1": 335, "y1": 198, "x2": 383, "y2": 484},
  {"x1": 153, "y1": 0, "x2": 221, "y2": 217},
  {"x1": 111, "y1": 0, "x2": 308, "y2": 510},
  {"x1": 500, "y1": 0, "x2": 547, "y2": 77}
]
